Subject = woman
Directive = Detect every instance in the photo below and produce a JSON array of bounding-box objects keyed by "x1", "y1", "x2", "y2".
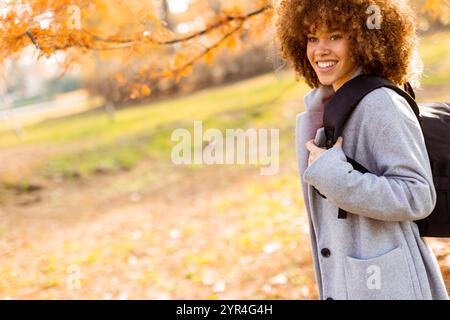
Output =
[{"x1": 275, "y1": 0, "x2": 448, "y2": 299}]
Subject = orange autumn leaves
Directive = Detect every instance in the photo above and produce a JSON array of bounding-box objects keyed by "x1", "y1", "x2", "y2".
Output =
[
  {"x1": 1, "y1": 0, "x2": 447, "y2": 100},
  {"x1": 1, "y1": 0, "x2": 274, "y2": 99}
]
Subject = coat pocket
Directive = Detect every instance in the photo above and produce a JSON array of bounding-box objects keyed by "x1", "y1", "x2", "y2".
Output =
[{"x1": 344, "y1": 246, "x2": 417, "y2": 300}]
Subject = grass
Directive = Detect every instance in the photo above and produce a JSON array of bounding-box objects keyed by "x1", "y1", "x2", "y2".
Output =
[
  {"x1": 0, "y1": 73, "x2": 305, "y2": 181},
  {"x1": 419, "y1": 30, "x2": 450, "y2": 86},
  {"x1": 0, "y1": 75, "x2": 298, "y2": 147}
]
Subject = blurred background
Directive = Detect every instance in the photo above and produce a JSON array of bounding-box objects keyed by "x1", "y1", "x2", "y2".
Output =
[{"x1": 0, "y1": 0, "x2": 449, "y2": 299}]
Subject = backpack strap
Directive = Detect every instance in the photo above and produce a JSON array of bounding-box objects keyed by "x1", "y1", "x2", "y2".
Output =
[
  {"x1": 323, "y1": 74, "x2": 421, "y2": 149},
  {"x1": 404, "y1": 82, "x2": 416, "y2": 100},
  {"x1": 321, "y1": 74, "x2": 422, "y2": 219}
]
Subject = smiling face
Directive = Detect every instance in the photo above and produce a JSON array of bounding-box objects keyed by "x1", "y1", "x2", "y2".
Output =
[{"x1": 306, "y1": 27, "x2": 360, "y2": 92}]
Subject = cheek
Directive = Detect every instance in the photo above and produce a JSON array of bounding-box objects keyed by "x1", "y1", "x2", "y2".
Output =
[
  {"x1": 339, "y1": 42, "x2": 352, "y2": 63},
  {"x1": 343, "y1": 48, "x2": 356, "y2": 68},
  {"x1": 306, "y1": 45, "x2": 314, "y2": 64},
  {"x1": 306, "y1": 47, "x2": 314, "y2": 68},
  {"x1": 306, "y1": 48, "x2": 312, "y2": 63}
]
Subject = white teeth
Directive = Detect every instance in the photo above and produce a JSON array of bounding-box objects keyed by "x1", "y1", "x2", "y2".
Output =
[{"x1": 317, "y1": 61, "x2": 337, "y2": 68}]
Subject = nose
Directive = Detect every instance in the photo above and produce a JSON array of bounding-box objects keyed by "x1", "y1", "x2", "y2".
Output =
[{"x1": 316, "y1": 41, "x2": 331, "y2": 56}]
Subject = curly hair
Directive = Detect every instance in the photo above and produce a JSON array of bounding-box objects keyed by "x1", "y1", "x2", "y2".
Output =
[{"x1": 274, "y1": 0, "x2": 423, "y2": 88}]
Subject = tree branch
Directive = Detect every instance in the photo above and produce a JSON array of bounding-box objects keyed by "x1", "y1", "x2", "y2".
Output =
[
  {"x1": 155, "y1": 21, "x2": 245, "y2": 79},
  {"x1": 19, "y1": 5, "x2": 271, "y2": 52},
  {"x1": 25, "y1": 30, "x2": 42, "y2": 50},
  {"x1": 83, "y1": 5, "x2": 271, "y2": 47}
]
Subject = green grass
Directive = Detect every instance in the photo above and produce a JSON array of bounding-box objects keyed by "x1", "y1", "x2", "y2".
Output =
[
  {"x1": 0, "y1": 75, "x2": 296, "y2": 147},
  {"x1": 1, "y1": 73, "x2": 304, "y2": 180},
  {"x1": 419, "y1": 30, "x2": 450, "y2": 86}
]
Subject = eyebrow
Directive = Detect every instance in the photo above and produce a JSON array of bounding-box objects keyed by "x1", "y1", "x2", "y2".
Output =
[
  {"x1": 308, "y1": 29, "x2": 343, "y2": 36},
  {"x1": 329, "y1": 28, "x2": 342, "y2": 33}
]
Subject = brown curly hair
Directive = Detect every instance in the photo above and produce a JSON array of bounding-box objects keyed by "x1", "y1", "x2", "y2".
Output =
[{"x1": 274, "y1": 0, "x2": 423, "y2": 88}]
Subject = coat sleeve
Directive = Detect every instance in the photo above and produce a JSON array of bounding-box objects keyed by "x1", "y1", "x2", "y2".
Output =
[{"x1": 302, "y1": 90, "x2": 437, "y2": 222}]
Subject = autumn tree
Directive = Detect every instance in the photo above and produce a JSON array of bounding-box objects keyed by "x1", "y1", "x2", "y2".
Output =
[{"x1": 0, "y1": 0, "x2": 448, "y2": 100}]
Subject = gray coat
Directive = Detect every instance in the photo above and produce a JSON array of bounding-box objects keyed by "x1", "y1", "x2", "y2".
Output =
[{"x1": 296, "y1": 81, "x2": 449, "y2": 300}]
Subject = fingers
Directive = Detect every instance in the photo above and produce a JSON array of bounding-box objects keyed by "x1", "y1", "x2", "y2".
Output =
[
  {"x1": 305, "y1": 139, "x2": 316, "y2": 152},
  {"x1": 334, "y1": 136, "x2": 343, "y2": 147},
  {"x1": 306, "y1": 137, "x2": 344, "y2": 167},
  {"x1": 305, "y1": 137, "x2": 344, "y2": 151},
  {"x1": 305, "y1": 136, "x2": 344, "y2": 151}
]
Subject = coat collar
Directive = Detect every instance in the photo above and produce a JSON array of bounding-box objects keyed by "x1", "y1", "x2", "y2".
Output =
[{"x1": 303, "y1": 67, "x2": 363, "y2": 113}]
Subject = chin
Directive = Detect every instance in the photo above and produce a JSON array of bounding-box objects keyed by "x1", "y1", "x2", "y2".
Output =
[{"x1": 318, "y1": 77, "x2": 335, "y2": 86}]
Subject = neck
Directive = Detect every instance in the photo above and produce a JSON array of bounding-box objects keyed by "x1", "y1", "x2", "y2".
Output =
[{"x1": 332, "y1": 66, "x2": 363, "y2": 92}]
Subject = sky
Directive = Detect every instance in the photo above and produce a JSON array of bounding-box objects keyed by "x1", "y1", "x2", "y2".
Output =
[{"x1": 167, "y1": 0, "x2": 191, "y2": 14}]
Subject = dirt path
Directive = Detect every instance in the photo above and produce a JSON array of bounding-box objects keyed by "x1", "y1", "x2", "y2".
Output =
[{"x1": 0, "y1": 160, "x2": 316, "y2": 299}]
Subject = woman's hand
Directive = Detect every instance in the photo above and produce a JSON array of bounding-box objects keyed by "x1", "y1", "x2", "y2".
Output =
[{"x1": 305, "y1": 137, "x2": 343, "y2": 167}]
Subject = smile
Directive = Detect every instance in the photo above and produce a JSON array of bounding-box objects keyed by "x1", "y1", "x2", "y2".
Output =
[{"x1": 316, "y1": 60, "x2": 338, "y2": 72}]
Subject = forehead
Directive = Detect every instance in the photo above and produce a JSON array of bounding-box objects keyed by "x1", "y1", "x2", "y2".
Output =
[
  {"x1": 308, "y1": 19, "x2": 345, "y2": 34},
  {"x1": 308, "y1": 25, "x2": 342, "y2": 35}
]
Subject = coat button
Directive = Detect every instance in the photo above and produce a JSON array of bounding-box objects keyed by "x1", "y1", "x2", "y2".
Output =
[{"x1": 321, "y1": 248, "x2": 331, "y2": 257}]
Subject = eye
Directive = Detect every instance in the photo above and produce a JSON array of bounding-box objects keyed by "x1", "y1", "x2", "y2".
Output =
[
  {"x1": 307, "y1": 36, "x2": 318, "y2": 43},
  {"x1": 330, "y1": 34, "x2": 342, "y2": 41}
]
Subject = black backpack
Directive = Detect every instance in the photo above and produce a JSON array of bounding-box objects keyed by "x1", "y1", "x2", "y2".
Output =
[{"x1": 321, "y1": 74, "x2": 450, "y2": 238}]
